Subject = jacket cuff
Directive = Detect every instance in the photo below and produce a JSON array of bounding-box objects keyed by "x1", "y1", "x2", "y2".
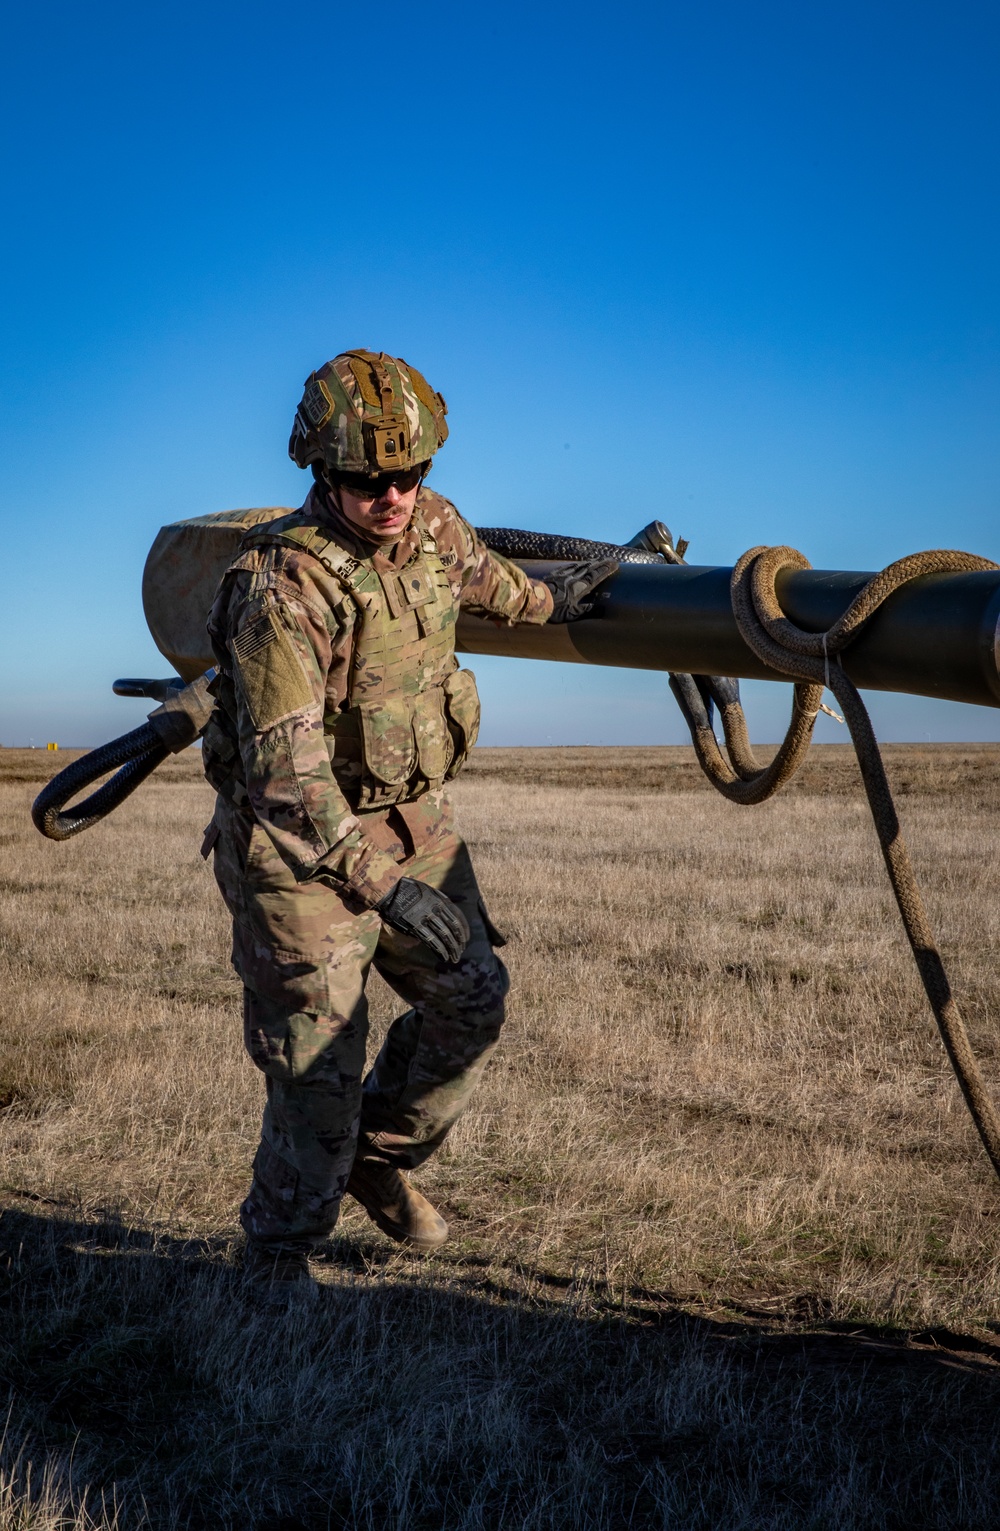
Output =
[
  {"x1": 526, "y1": 579, "x2": 555, "y2": 624},
  {"x1": 312, "y1": 838, "x2": 401, "y2": 906},
  {"x1": 338, "y1": 846, "x2": 403, "y2": 907}
]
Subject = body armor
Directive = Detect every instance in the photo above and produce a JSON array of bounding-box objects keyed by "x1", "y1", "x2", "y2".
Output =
[{"x1": 209, "y1": 508, "x2": 480, "y2": 812}]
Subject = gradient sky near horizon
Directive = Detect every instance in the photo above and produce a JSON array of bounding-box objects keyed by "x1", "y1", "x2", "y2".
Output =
[{"x1": 2, "y1": 0, "x2": 999, "y2": 746}]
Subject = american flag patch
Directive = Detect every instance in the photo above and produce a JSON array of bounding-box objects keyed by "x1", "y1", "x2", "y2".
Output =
[{"x1": 233, "y1": 611, "x2": 277, "y2": 661}]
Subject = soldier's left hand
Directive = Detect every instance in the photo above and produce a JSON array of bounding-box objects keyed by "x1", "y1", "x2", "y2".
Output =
[
  {"x1": 543, "y1": 559, "x2": 619, "y2": 623},
  {"x1": 377, "y1": 877, "x2": 471, "y2": 965}
]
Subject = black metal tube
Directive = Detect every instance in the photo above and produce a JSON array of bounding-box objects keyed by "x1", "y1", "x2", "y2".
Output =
[{"x1": 456, "y1": 561, "x2": 1000, "y2": 709}]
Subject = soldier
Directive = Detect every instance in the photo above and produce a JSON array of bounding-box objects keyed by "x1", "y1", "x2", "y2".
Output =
[{"x1": 202, "y1": 350, "x2": 616, "y2": 1295}]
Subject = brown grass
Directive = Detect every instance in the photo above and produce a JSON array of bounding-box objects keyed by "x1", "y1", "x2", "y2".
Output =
[{"x1": 2, "y1": 742, "x2": 1000, "y2": 1529}]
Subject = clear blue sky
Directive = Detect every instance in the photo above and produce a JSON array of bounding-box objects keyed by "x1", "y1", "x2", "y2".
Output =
[{"x1": 2, "y1": 0, "x2": 999, "y2": 745}]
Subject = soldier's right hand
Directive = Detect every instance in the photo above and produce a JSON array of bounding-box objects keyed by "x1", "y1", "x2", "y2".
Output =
[
  {"x1": 377, "y1": 877, "x2": 471, "y2": 965},
  {"x1": 543, "y1": 558, "x2": 619, "y2": 622}
]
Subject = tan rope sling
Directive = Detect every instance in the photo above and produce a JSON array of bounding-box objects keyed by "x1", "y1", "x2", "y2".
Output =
[{"x1": 679, "y1": 545, "x2": 1000, "y2": 1179}]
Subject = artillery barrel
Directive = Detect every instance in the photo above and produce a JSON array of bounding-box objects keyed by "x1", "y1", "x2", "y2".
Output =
[
  {"x1": 140, "y1": 512, "x2": 1000, "y2": 707},
  {"x1": 456, "y1": 560, "x2": 1000, "y2": 709}
]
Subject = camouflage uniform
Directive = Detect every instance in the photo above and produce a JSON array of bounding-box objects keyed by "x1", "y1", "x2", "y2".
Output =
[{"x1": 203, "y1": 482, "x2": 553, "y2": 1252}]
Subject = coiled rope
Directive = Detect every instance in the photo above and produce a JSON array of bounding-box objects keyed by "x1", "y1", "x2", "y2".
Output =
[{"x1": 687, "y1": 545, "x2": 1000, "y2": 1179}]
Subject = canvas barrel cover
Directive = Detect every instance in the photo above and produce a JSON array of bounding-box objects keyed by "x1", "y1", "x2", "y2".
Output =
[{"x1": 142, "y1": 508, "x2": 290, "y2": 680}]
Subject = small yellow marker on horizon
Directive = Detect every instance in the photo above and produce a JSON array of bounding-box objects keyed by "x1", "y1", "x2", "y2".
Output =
[{"x1": 46, "y1": 742, "x2": 59, "y2": 751}]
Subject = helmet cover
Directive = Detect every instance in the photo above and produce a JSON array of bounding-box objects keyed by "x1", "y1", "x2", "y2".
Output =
[{"x1": 289, "y1": 350, "x2": 448, "y2": 477}]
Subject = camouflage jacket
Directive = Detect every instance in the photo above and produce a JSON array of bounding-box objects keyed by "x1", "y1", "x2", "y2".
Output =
[{"x1": 206, "y1": 485, "x2": 553, "y2": 905}]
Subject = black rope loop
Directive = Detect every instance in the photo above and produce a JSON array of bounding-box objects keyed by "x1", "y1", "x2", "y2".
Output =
[{"x1": 31, "y1": 723, "x2": 169, "y2": 842}]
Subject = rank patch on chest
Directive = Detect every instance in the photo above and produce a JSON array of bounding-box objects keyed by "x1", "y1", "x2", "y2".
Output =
[{"x1": 403, "y1": 570, "x2": 434, "y2": 607}]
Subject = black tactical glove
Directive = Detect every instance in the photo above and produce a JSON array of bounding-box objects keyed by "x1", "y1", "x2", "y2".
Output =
[
  {"x1": 377, "y1": 877, "x2": 471, "y2": 965},
  {"x1": 543, "y1": 559, "x2": 619, "y2": 622}
]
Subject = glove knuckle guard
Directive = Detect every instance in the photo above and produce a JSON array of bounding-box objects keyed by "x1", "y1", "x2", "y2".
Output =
[{"x1": 378, "y1": 877, "x2": 469, "y2": 963}]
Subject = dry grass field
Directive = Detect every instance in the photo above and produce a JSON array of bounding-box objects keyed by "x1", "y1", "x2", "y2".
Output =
[{"x1": 2, "y1": 740, "x2": 1000, "y2": 1529}]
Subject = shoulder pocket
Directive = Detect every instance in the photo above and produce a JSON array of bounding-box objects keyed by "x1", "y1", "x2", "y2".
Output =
[{"x1": 232, "y1": 607, "x2": 314, "y2": 730}]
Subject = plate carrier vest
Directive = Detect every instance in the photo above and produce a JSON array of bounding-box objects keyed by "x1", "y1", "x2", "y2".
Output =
[{"x1": 207, "y1": 509, "x2": 481, "y2": 812}]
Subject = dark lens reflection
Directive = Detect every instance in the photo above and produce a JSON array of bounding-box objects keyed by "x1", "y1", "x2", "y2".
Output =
[{"x1": 332, "y1": 463, "x2": 428, "y2": 498}]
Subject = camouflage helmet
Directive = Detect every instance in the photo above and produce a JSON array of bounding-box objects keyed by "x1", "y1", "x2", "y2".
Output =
[{"x1": 289, "y1": 350, "x2": 449, "y2": 477}]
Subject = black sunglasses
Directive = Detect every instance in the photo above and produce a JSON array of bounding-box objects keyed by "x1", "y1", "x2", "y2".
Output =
[{"x1": 330, "y1": 463, "x2": 428, "y2": 499}]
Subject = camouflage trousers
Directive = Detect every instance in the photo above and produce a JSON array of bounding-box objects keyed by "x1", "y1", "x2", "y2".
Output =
[{"x1": 209, "y1": 794, "x2": 508, "y2": 1253}]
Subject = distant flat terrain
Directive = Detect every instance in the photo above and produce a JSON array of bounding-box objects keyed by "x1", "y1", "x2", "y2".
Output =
[
  {"x1": 2, "y1": 742, "x2": 1000, "y2": 1528},
  {"x1": 8, "y1": 737, "x2": 1000, "y2": 796}
]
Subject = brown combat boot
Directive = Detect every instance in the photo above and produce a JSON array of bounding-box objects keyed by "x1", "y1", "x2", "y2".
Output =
[
  {"x1": 346, "y1": 1159, "x2": 449, "y2": 1253},
  {"x1": 243, "y1": 1243, "x2": 319, "y2": 1304}
]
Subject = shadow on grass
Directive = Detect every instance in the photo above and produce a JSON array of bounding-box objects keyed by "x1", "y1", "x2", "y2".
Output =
[{"x1": 2, "y1": 1196, "x2": 1000, "y2": 1531}]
